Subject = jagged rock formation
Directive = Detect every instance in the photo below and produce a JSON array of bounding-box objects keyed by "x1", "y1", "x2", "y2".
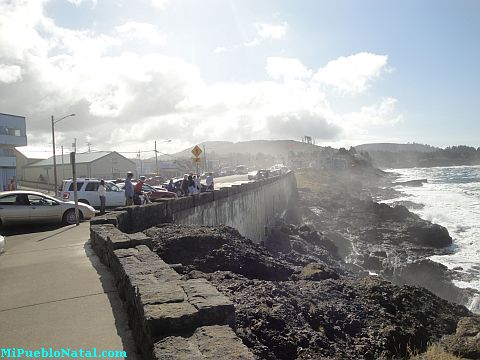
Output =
[
  {"x1": 442, "y1": 316, "x2": 480, "y2": 359},
  {"x1": 297, "y1": 169, "x2": 478, "y2": 306},
  {"x1": 145, "y1": 223, "x2": 471, "y2": 359}
]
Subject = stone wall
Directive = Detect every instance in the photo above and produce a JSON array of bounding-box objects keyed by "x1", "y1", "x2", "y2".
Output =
[
  {"x1": 89, "y1": 173, "x2": 297, "y2": 359},
  {"x1": 90, "y1": 224, "x2": 254, "y2": 360},
  {"x1": 91, "y1": 172, "x2": 297, "y2": 242}
]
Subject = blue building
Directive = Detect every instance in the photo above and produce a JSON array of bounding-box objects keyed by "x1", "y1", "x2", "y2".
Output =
[{"x1": 0, "y1": 113, "x2": 27, "y2": 190}]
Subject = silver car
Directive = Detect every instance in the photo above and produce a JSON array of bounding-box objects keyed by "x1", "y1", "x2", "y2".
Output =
[
  {"x1": 0, "y1": 235, "x2": 5, "y2": 254},
  {"x1": 0, "y1": 191, "x2": 96, "y2": 226}
]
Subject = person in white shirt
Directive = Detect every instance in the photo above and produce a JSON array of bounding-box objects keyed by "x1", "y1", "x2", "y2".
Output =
[
  {"x1": 206, "y1": 173, "x2": 214, "y2": 191},
  {"x1": 98, "y1": 179, "x2": 107, "y2": 214}
]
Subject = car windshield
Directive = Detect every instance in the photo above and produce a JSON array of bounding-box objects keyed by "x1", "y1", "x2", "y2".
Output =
[{"x1": 143, "y1": 184, "x2": 154, "y2": 191}]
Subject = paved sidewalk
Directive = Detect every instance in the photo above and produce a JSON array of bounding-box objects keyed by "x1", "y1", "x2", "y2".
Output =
[{"x1": 0, "y1": 222, "x2": 140, "y2": 359}]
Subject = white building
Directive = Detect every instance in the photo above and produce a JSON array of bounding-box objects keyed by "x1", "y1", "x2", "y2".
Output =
[
  {"x1": 22, "y1": 151, "x2": 136, "y2": 188},
  {"x1": 0, "y1": 113, "x2": 27, "y2": 190}
]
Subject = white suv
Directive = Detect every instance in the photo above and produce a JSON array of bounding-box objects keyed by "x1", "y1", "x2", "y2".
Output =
[{"x1": 62, "y1": 178, "x2": 125, "y2": 208}]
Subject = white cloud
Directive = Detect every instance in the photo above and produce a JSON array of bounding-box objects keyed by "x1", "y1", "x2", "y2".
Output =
[
  {"x1": 0, "y1": 2, "x2": 400, "y2": 154},
  {"x1": 151, "y1": 0, "x2": 171, "y2": 10},
  {"x1": 342, "y1": 97, "x2": 402, "y2": 127},
  {"x1": 0, "y1": 64, "x2": 22, "y2": 83},
  {"x1": 243, "y1": 38, "x2": 260, "y2": 47},
  {"x1": 66, "y1": 0, "x2": 97, "y2": 7},
  {"x1": 266, "y1": 57, "x2": 312, "y2": 81},
  {"x1": 115, "y1": 21, "x2": 167, "y2": 46},
  {"x1": 255, "y1": 22, "x2": 287, "y2": 40},
  {"x1": 214, "y1": 46, "x2": 228, "y2": 54},
  {"x1": 243, "y1": 22, "x2": 288, "y2": 48},
  {"x1": 314, "y1": 52, "x2": 388, "y2": 94}
]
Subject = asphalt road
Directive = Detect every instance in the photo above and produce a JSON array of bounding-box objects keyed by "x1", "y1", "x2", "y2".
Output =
[{"x1": 213, "y1": 174, "x2": 250, "y2": 189}]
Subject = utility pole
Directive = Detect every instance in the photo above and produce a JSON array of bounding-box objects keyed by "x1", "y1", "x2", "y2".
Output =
[
  {"x1": 137, "y1": 150, "x2": 143, "y2": 176},
  {"x1": 72, "y1": 138, "x2": 77, "y2": 152},
  {"x1": 155, "y1": 141, "x2": 159, "y2": 175},
  {"x1": 51, "y1": 113, "x2": 75, "y2": 197},
  {"x1": 70, "y1": 152, "x2": 80, "y2": 226},
  {"x1": 87, "y1": 142, "x2": 91, "y2": 153},
  {"x1": 203, "y1": 145, "x2": 207, "y2": 173},
  {"x1": 61, "y1": 146, "x2": 65, "y2": 180},
  {"x1": 51, "y1": 116, "x2": 57, "y2": 195}
]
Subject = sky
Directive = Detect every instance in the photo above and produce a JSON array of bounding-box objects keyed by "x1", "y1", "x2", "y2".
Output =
[{"x1": 1, "y1": 0, "x2": 479, "y2": 158}]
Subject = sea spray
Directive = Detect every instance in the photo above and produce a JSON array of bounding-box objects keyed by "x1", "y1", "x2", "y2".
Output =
[{"x1": 384, "y1": 165, "x2": 480, "y2": 313}]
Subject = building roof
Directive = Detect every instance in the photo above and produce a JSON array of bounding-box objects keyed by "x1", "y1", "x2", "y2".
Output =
[{"x1": 26, "y1": 151, "x2": 135, "y2": 167}]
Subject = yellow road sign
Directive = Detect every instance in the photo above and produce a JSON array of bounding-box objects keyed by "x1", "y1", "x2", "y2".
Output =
[
  {"x1": 191, "y1": 145, "x2": 202, "y2": 158},
  {"x1": 192, "y1": 157, "x2": 201, "y2": 163}
]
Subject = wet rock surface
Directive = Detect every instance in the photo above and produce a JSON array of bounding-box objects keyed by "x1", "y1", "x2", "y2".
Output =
[
  {"x1": 442, "y1": 316, "x2": 480, "y2": 359},
  {"x1": 297, "y1": 169, "x2": 478, "y2": 305},
  {"x1": 146, "y1": 223, "x2": 471, "y2": 359}
]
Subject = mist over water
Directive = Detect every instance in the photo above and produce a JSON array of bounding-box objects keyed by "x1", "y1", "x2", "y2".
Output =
[{"x1": 384, "y1": 166, "x2": 480, "y2": 312}]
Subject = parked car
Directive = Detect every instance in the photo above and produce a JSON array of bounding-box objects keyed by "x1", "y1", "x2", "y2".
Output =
[
  {"x1": 0, "y1": 190, "x2": 95, "y2": 226},
  {"x1": 144, "y1": 176, "x2": 165, "y2": 186},
  {"x1": 162, "y1": 178, "x2": 185, "y2": 196},
  {"x1": 62, "y1": 178, "x2": 125, "y2": 208},
  {"x1": 235, "y1": 165, "x2": 248, "y2": 175},
  {"x1": 0, "y1": 235, "x2": 5, "y2": 254},
  {"x1": 247, "y1": 171, "x2": 257, "y2": 180},
  {"x1": 139, "y1": 183, "x2": 177, "y2": 201},
  {"x1": 248, "y1": 169, "x2": 270, "y2": 180},
  {"x1": 116, "y1": 182, "x2": 177, "y2": 201}
]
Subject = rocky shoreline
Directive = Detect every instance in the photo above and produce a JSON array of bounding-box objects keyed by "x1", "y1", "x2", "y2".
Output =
[
  {"x1": 140, "y1": 167, "x2": 480, "y2": 359},
  {"x1": 296, "y1": 168, "x2": 478, "y2": 307}
]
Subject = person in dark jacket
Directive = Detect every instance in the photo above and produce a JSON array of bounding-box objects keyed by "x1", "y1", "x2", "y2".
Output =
[
  {"x1": 181, "y1": 174, "x2": 189, "y2": 196},
  {"x1": 167, "y1": 179, "x2": 175, "y2": 192}
]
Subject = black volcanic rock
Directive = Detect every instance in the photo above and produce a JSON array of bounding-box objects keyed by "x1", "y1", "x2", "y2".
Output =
[
  {"x1": 202, "y1": 272, "x2": 470, "y2": 360},
  {"x1": 146, "y1": 224, "x2": 296, "y2": 281},
  {"x1": 145, "y1": 222, "x2": 471, "y2": 359},
  {"x1": 406, "y1": 223, "x2": 452, "y2": 248}
]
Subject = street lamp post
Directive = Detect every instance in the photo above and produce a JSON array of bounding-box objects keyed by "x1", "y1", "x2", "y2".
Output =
[{"x1": 51, "y1": 113, "x2": 75, "y2": 197}]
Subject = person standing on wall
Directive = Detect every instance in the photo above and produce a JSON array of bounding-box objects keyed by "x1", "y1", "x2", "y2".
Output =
[
  {"x1": 98, "y1": 179, "x2": 106, "y2": 215},
  {"x1": 125, "y1": 171, "x2": 134, "y2": 206}
]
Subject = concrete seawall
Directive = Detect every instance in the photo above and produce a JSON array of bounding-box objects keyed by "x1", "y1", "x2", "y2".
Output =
[
  {"x1": 174, "y1": 172, "x2": 297, "y2": 242},
  {"x1": 93, "y1": 171, "x2": 297, "y2": 242}
]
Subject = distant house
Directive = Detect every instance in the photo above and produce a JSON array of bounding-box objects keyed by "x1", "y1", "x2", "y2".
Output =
[
  {"x1": 22, "y1": 151, "x2": 136, "y2": 187},
  {"x1": 0, "y1": 113, "x2": 27, "y2": 190}
]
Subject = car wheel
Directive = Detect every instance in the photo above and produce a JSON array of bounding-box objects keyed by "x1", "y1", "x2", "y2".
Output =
[
  {"x1": 63, "y1": 209, "x2": 83, "y2": 225},
  {"x1": 78, "y1": 199, "x2": 90, "y2": 205}
]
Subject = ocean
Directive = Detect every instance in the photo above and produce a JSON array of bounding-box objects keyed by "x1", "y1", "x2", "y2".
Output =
[{"x1": 383, "y1": 165, "x2": 480, "y2": 313}]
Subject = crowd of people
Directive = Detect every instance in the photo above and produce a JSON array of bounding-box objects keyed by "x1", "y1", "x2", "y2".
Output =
[{"x1": 114, "y1": 171, "x2": 215, "y2": 208}]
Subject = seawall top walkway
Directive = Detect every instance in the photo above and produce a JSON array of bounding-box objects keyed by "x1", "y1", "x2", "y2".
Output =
[{"x1": 0, "y1": 223, "x2": 140, "y2": 359}]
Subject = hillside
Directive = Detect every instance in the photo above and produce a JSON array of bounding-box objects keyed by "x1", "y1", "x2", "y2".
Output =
[
  {"x1": 159, "y1": 140, "x2": 322, "y2": 160},
  {"x1": 355, "y1": 143, "x2": 438, "y2": 153}
]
